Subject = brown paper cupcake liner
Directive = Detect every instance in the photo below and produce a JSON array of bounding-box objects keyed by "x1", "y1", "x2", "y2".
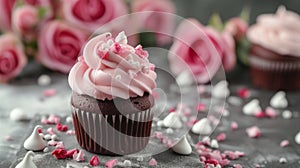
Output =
[
  {"x1": 72, "y1": 106, "x2": 153, "y2": 155},
  {"x1": 250, "y1": 55, "x2": 300, "y2": 90}
]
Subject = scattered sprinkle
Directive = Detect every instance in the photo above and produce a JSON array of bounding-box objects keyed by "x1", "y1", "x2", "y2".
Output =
[
  {"x1": 47, "y1": 127, "x2": 56, "y2": 135},
  {"x1": 149, "y1": 158, "x2": 158, "y2": 166},
  {"x1": 282, "y1": 110, "x2": 292, "y2": 119},
  {"x1": 105, "y1": 159, "x2": 118, "y2": 168},
  {"x1": 166, "y1": 128, "x2": 174, "y2": 134},
  {"x1": 270, "y1": 91, "x2": 288, "y2": 108},
  {"x1": 243, "y1": 99, "x2": 262, "y2": 116},
  {"x1": 43, "y1": 147, "x2": 49, "y2": 153},
  {"x1": 66, "y1": 148, "x2": 79, "y2": 158},
  {"x1": 56, "y1": 123, "x2": 68, "y2": 132},
  {"x1": 255, "y1": 111, "x2": 266, "y2": 118},
  {"x1": 123, "y1": 160, "x2": 131, "y2": 167},
  {"x1": 210, "y1": 139, "x2": 219, "y2": 148},
  {"x1": 172, "y1": 135, "x2": 192, "y2": 155},
  {"x1": 52, "y1": 148, "x2": 67, "y2": 159},
  {"x1": 217, "y1": 133, "x2": 226, "y2": 142},
  {"x1": 73, "y1": 150, "x2": 85, "y2": 162},
  {"x1": 89, "y1": 156, "x2": 100, "y2": 167},
  {"x1": 48, "y1": 140, "x2": 58, "y2": 146},
  {"x1": 294, "y1": 131, "x2": 300, "y2": 144},
  {"x1": 192, "y1": 118, "x2": 212, "y2": 135},
  {"x1": 279, "y1": 157, "x2": 287, "y2": 164},
  {"x1": 231, "y1": 122, "x2": 239, "y2": 131},
  {"x1": 43, "y1": 88, "x2": 57, "y2": 97},
  {"x1": 237, "y1": 88, "x2": 250, "y2": 98},
  {"x1": 265, "y1": 107, "x2": 278, "y2": 118},
  {"x1": 163, "y1": 113, "x2": 182, "y2": 129},
  {"x1": 5, "y1": 135, "x2": 13, "y2": 141},
  {"x1": 280, "y1": 140, "x2": 289, "y2": 147},
  {"x1": 246, "y1": 126, "x2": 261, "y2": 138},
  {"x1": 196, "y1": 103, "x2": 206, "y2": 112},
  {"x1": 228, "y1": 96, "x2": 243, "y2": 106},
  {"x1": 66, "y1": 116, "x2": 73, "y2": 124},
  {"x1": 44, "y1": 134, "x2": 51, "y2": 141},
  {"x1": 66, "y1": 130, "x2": 76, "y2": 135},
  {"x1": 37, "y1": 74, "x2": 51, "y2": 86},
  {"x1": 233, "y1": 164, "x2": 243, "y2": 168},
  {"x1": 212, "y1": 80, "x2": 230, "y2": 98},
  {"x1": 51, "y1": 134, "x2": 58, "y2": 141},
  {"x1": 55, "y1": 141, "x2": 65, "y2": 149}
]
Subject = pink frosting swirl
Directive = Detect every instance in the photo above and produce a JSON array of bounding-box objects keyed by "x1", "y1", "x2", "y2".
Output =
[
  {"x1": 68, "y1": 32, "x2": 157, "y2": 100},
  {"x1": 247, "y1": 6, "x2": 300, "y2": 57}
]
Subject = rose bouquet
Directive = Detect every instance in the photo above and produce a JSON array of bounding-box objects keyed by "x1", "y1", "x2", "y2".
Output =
[{"x1": 0, "y1": 0, "x2": 176, "y2": 82}]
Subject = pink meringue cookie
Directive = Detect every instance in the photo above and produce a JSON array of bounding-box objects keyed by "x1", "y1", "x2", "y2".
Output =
[
  {"x1": 247, "y1": 6, "x2": 300, "y2": 57},
  {"x1": 68, "y1": 32, "x2": 157, "y2": 100}
]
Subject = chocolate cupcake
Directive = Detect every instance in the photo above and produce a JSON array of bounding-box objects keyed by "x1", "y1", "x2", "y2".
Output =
[
  {"x1": 247, "y1": 6, "x2": 300, "y2": 90},
  {"x1": 68, "y1": 32, "x2": 157, "y2": 155}
]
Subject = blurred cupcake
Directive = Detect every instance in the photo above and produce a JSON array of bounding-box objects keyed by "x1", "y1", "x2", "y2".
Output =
[
  {"x1": 247, "y1": 6, "x2": 300, "y2": 90},
  {"x1": 68, "y1": 32, "x2": 157, "y2": 155}
]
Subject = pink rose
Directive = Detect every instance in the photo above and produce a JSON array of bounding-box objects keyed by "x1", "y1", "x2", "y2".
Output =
[
  {"x1": 37, "y1": 20, "x2": 88, "y2": 73},
  {"x1": 0, "y1": 0, "x2": 16, "y2": 31},
  {"x1": 0, "y1": 34, "x2": 27, "y2": 82},
  {"x1": 131, "y1": 0, "x2": 176, "y2": 45},
  {"x1": 220, "y1": 32, "x2": 236, "y2": 71},
  {"x1": 62, "y1": 0, "x2": 128, "y2": 32},
  {"x1": 224, "y1": 17, "x2": 248, "y2": 41},
  {"x1": 169, "y1": 19, "x2": 236, "y2": 83},
  {"x1": 12, "y1": 5, "x2": 38, "y2": 40}
]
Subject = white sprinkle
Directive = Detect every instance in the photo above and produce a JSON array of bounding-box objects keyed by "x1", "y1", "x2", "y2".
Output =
[
  {"x1": 123, "y1": 160, "x2": 132, "y2": 166},
  {"x1": 115, "y1": 75, "x2": 122, "y2": 80},
  {"x1": 282, "y1": 110, "x2": 292, "y2": 119},
  {"x1": 43, "y1": 147, "x2": 49, "y2": 153},
  {"x1": 176, "y1": 70, "x2": 194, "y2": 86},
  {"x1": 295, "y1": 131, "x2": 300, "y2": 144},
  {"x1": 270, "y1": 91, "x2": 288, "y2": 108},
  {"x1": 212, "y1": 80, "x2": 230, "y2": 98},
  {"x1": 192, "y1": 118, "x2": 212, "y2": 135},
  {"x1": 243, "y1": 99, "x2": 262, "y2": 116},
  {"x1": 210, "y1": 139, "x2": 219, "y2": 148},
  {"x1": 44, "y1": 134, "x2": 51, "y2": 141},
  {"x1": 66, "y1": 116, "x2": 73, "y2": 124},
  {"x1": 228, "y1": 96, "x2": 243, "y2": 106},
  {"x1": 37, "y1": 74, "x2": 51, "y2": 86},
  {"x1": 279, "y1": 157, "x2": 287, "y2": 164},
  {"x1": 51, "y1": 134, "x2": 58, "y2": 141},
  {"x1": 166, "y1": 128, "x2": 174, "y2": 134},
  {"x1": 10, "y1": 108, "x2": 30, "y2": 121},
  {"x1": 107, "y1": 39, "x2": 114, "y2": 46},
  {"x1": 115, "y1": 31, "x2": 128, "y2": 44}
]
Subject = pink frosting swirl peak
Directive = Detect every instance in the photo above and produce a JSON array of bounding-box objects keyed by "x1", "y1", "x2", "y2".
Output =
[{"x1": 69, "y1": 32, "x2": 157, "y2": 100}]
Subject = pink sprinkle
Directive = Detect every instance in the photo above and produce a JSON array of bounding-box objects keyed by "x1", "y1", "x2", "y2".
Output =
[
  {"x1": 161, "y1": 136, "x2": 168, "y2": 144},
  {"x1": 196, "y1": 103, "x2": 206, "y2": 112},
  {"x1": 97, "y1": 49, "x2": 108, "y2": 59},
  {"x1": 47, "y1": 114, "x2": 61, "y2": 124},
  {"x1": 66, "y1": 130, "x2": 76, "y2": 135},
  {"x1": 56, "y1": 123, "x2": 68, "y2": 132},
  {"x1": 77, "y1": 56, "x2": 84, "y2": 62},
  {"x1": 148, "y1": 158, "x2": 157, "y2": 166},
  {"x1": 43, "y1": 89, "x2": 57, "y2": 97},
  {"x1": 90, "y1": 156, "x2": 100, "y2": 167},
  {"x1": 150, "y1": 64, "x2": 155, "y2": 71},
  {"x1": 66, "y1": 148, "x2": 79, "y2": 158},
  {"x1": 231, "y1": 121, "x2": 239, "y2": 131},
  {"x1": 237, "y1": 88, "x2": 250, "y2": 98},
  {"x1": 5, "y1": 135, "x2": 13, "y2": 141},
  {"x1": 169, "y1": 107, "x2": 176, "y2": 113},
  {"x1": 38, "y1": 128, "x2": 43, "y2": 133},
  {"x1": 55, "y1": 141, "x2": 65, "y2": 149},
  {"x1": 48, "y1": 140, "x2": 58, "y2": 146},
  {"x1": 135, "y1": 45, "x2": 148, "y2": 58},
  {"x1": 166, "y1": 139, "x2": 174, "y2": 148},
  {"x1": 233, "y1": 164, "x2": 243, "y2": 168},
  {"x1": 52, "y1": 148, "x2": 67, "y2": 159},
  {"x1": 255, "y1": 111, "x2": 266, "y2": 118},
  {"x1": 154, "y1": 131, "x2": 163, "y2": 139},
  {"x1": 105, "y1": 159, "x2": 118, "y2": 168},
  {"x1": 152, "y1": 91, "x2": 159, "y2": 99},
  {"x1": 280, "y1": 140, "x2": 289, "y2": 147},
  {"x1": 246, "y1": 126, "x2": 261, "y2": 138},
  {"x1": 73, "y1": 150, "x2": 85, "y2": 162},
  {"x1": 217, "y1": 133, "x2": 226, "y2": 142},
  {"x1": 265, "y1": 107, "x2": 278, "y2": 118},
  {"x1": 112, "y1": 42, "x2": 122, "y2": 54},
  {"x1": 47, "y1": 127, "x2": 56, "y2": 135},
  {"x1": 224, "y1": 151, "x2": 244, "y2": 160}
]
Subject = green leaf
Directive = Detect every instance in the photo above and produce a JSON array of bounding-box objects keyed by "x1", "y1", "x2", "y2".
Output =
[
  {"x1": 236, "y1": 37, "x2": 251, "y2": 66},
  {"x1": 38, "y1": 7, "x2": 48, "y2": 19},
  {"x1": 208, "y1": 13, "x2": 224, "y2": 32},
  {"x1": 240, "y1": 6, "x2": 251, "y2": 23},
  {"x1": 139, "y1": 32, "x2": 157, "y2": 47}
]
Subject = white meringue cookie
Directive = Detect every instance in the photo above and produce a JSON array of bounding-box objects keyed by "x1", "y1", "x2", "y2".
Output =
[
  {"x1": 212, "y1": 80, "x2": 230, "y2": 98},
  {"x1": 192, "y1": 118, "x2": 212, "y2": 135},
  {"x1": 163, "y1": 113, "x2": 183, "y2": 129},
  {"x1": 270, "y1": 91, "x2": 288, "y2": 108},
  {"x1": 172, "y1": 135, "x2": 192, "y2": 155},
  {"x1": 15, "y1": 151, "x2": 37, "y2": 168},
  {"x1": 24, "y1": 125, "x2": 46, "y2": 151}
]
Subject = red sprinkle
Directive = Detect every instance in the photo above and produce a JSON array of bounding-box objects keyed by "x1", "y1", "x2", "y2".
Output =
[
  {"x1": 280, "y1": 140, "x2": 289, "y2": 147},
  {"x1": 135, "y1": 45, "x2": 148, "y2": 58},
  {"x1": 56, "y1": 123, "x2": 68, "y2": 132},
  {"x1": 169, "y1": 107, "x2": 176, "y2": 113},
  {"x1": 231, "y1": 121, "x2": 239, "y2": 131},
  {"x1": 37, "y1": 128, "x2": 43, "y2": 133},
  {"x1": 148, "y1": 158, "x2": 158, "y2": 166},
  {"x1": 255, "y1": 111, "x2": 266, "y2": 118},
  {"x1": 43, "y1": 89, "x2": 57, "y2": 97},
  {"x1": 90, "y1": 156, "x2": 100, "y2": 167},
  {"x1": 52, "y1": 148, "x2": 67, "y2": 159},
  {"x1": 237, "y1": 88, "x2": 250, "y2": 98},
  {"x1": 112, "y1": 42, "x2": 122, "y2": 54},
  {"x1": 196, "y1": 103, "x2": 206, "y2": 112},
  {"x1": 66, "y1": 148, "x2": 79, "y2": 158},
  {"x1": 217, "y1": 133, "x2": 226, "y2": 142},
  {"x1": 105, "y1": 159, "x2": 118, "y2": 168}
]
